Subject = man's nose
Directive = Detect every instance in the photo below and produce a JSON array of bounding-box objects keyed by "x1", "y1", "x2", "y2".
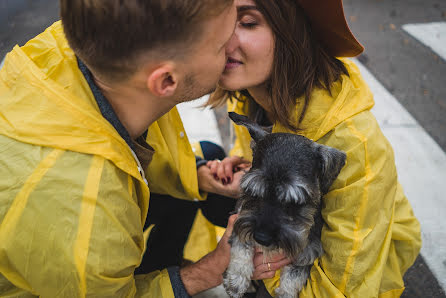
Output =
[{"x1": 225, "y1": 33, "x2": 239, "y2": 55}]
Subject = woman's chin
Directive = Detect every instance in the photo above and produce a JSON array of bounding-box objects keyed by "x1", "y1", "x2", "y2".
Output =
[{"x1": 218, "y1": 77, "x2": 246, "y2": 92}]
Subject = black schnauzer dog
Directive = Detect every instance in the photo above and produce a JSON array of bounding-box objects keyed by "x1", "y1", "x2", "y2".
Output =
[{"x1": 223, "y1": 112, "x2": 346, "y2": 298}]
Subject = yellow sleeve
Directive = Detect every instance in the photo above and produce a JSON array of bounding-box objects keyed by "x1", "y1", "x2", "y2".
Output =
[
  {"x1": 0, "y1": 142, "x2": 176, "y2": 297},
  {"x1": 303, "y1": 111, "x2": 419, "y2": 297},
  {"x1": 264, "y1": 111, "x2": 420, "y2": 297}
]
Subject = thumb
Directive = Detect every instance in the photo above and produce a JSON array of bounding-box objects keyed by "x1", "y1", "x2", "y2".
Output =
[{"x1": 222, "y1": 214, "x2": 238, "y2": 242}]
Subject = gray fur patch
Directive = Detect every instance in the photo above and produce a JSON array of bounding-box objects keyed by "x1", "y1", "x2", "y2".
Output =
[
  {"x1": 276, "y1": 177, "x2": 313, "y2": 204},
  {"x1": 240, "y1": 169, "x2": 267, "y2": 197}
]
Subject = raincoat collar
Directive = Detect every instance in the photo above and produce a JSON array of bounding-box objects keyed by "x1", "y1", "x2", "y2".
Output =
[{"x1": 77, "y1": 57, "x2": 135, "y2": 151}]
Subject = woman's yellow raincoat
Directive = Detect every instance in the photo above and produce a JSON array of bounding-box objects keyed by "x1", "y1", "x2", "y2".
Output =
[
  {"x1": 0, "y1": 22, "x2": 214, "y2": 297},
  {"x1": 228, "y1": 59, "x2": 421, "y2": 298}
]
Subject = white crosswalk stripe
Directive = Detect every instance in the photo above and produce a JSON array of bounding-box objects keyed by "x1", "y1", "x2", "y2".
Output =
[
  {"x1": 402, "y1": 22, "x2": 446, "y2": 61},
  {"x1": 355, "y1": 59, "x2": 446, "y2": 290}
]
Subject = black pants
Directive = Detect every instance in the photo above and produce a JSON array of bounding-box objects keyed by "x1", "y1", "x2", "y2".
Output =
[{"x1": 135, "y1": 141, "x2": 236, "y2": 274}]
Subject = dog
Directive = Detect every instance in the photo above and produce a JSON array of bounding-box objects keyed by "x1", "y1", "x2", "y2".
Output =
[{"x1": 223, "y1": 112, "x2": 346, "y2": 298}]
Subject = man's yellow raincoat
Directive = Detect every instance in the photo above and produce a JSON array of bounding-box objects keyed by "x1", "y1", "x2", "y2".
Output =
[
  {"x1": 228, "y1": 59, "x2": 421, "y2": 298},
  {"x1": 0, "y1": 22, "x2": 214, "y2": 297}
]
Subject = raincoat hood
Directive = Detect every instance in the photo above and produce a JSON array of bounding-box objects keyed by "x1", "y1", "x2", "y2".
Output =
[
  {"x1": 278, "y1": 58, "x2": 375, "y2": 141},
  {"x1": 0, "y1": 21, "x2": 141, "y2": 181}
]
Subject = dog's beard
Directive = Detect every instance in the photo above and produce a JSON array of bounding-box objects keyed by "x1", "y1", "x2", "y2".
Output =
[
  {"x1": 232, "y1": 211, "x2": 257, "y2": 246},
  {"x1": 277, "y1": 223, "x2": 311, "y2": 261},
  {"x1": 233, "y1": 210, "x2": 313, "y2": 262}
]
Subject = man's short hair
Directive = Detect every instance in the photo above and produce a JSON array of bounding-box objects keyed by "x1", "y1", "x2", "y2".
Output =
[{"x1": 60, "y1": 0, "x2": 233, "y2": 82}]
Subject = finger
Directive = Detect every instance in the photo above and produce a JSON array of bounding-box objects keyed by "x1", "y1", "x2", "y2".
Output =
[
  {"x1": 224, "y1": 171, "x2": 244, "y2": 198},
  {"x1": 217, "y1": 162, "x2": 228, "y2": 183},
  {"x1": 209, "y1": 161, "x2": 220, "y2": 178},
  {"x1": 232, "y1": 170, "x2": 245, "y2": 183},
  {"x1": 237, "y1": 163, "x2": 252, "y2": 171},
  {"x1": 228, "y1": 156, "x2": 251, "y2": 166},
  {"x1": 223, "y1": 161, "x2": 234, "y2": 183},
  {"x1": 222, "y1": 214, "x2": 238, "y2": 240},
  {"x1": 252, "y1": 269, "x2": 276, "y2": 281},
  {"x1": 253, "y1": 253, "x2": 288, "y2": 268},
  {"x1": 256, "y1": 257, "x2": 291, "y2": 273}
]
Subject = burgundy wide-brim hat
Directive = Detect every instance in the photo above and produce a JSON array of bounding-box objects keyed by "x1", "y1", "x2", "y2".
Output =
[{"x1": 297, "y1": 0, "x2": 364, "y2": 57}]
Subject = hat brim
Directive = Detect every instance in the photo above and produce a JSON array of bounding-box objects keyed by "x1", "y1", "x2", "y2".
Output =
[{"x1": 297, "y1": 0, "x2": 364, "y2": 57}]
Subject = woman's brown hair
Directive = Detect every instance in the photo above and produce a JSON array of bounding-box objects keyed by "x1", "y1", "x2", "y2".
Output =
[{"x1": 208, "y1": 0, "x2": 349, "y2": 131}]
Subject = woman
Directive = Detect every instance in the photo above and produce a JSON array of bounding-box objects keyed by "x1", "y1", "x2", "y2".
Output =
[{"x1": 206, "y1": 0, "x2": 421, "y2": 297}]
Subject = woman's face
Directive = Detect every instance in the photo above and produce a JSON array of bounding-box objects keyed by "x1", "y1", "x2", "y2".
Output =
[{"x1": 218, "y1": 0, "x2": 275, "y2": 91}]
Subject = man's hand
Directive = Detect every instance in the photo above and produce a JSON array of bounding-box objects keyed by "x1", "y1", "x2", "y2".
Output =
[
  {"x1": 179, "y1": 214, "x2": 238, "y2": 296},
  {"x1": 197, "y1": 164, "x2": 244, "y2": 198}
]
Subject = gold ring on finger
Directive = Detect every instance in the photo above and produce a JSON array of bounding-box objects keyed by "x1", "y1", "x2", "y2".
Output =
[{"x1": 267, "y1": 262, "x2": 271, "y2": 271}]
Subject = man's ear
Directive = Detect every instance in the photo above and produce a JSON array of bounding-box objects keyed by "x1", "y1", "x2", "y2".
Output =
[{"x1": 147, "y1": 64, "x2": 178, "y2": 97}]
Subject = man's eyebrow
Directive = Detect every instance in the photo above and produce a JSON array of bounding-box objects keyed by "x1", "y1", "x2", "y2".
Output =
[{"x1": 237, "y1": 5, "x2": 259, "y2": 13}]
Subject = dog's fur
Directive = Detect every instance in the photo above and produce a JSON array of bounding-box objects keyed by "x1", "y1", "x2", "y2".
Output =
[{"x1": 223, "y1": 112, "x2": 346, "y2": 298}]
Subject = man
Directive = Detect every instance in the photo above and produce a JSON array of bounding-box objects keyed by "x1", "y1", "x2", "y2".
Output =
[{"x1": 0, "y1": 0, "x2": 275, "y2": 296}]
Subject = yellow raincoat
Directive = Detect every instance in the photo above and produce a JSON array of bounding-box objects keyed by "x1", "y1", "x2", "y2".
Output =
[
  {"x1": 228, "y1": 59, "x2": 421, "y2": 298},
  {"x1": 0, "y1": 22, "x2": 214, "y2": 297}
]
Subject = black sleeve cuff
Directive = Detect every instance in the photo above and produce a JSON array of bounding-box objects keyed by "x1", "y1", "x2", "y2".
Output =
[
  {"x1": 167, "y1": 266, "x2": 191, "y2": 298},
  {"x1": 195, "y1": 156, "x2": 208, "y2": 169}
]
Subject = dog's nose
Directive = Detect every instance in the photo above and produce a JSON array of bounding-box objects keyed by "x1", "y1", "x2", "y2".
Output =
[{"x1": 253, "y1": 231, "x2": 273, "y2": 247}]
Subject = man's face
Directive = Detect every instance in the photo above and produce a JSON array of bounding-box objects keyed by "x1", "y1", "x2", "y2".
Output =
[{"x1": 176, "y1": 3, "x2": 237, "y2": 102}]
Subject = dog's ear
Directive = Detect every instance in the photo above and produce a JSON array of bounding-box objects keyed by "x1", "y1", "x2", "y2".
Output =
[
  {"x1": 228, "y1": 112, "x2": 268, "y2": 143},
  {"x1": 315, "y1": 144, "x2": 347, "y2": 194}
]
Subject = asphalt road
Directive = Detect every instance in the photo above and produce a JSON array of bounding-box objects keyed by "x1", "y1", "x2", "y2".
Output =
[
  {"x1": 343, "y1": 0, "x2": 446, "y2": 152},
  {"x1": 1, "y1": 0, "x2": 445, "y2": 297},
  {"x1": 0, "y1": 0, "x2": 59, "y2": 59}
]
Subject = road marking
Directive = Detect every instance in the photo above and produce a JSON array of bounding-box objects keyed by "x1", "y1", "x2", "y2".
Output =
[
  {"x1": 355, "y1": 59, "x2": 446, "y2": 290},
  {"x1": 402, "y1": 22, "x2": 446, "y2": 61}
]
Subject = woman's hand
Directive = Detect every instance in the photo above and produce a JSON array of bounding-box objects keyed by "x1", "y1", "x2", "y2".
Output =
[
  {"x1": 207, "y1": 156, "x2": 251, "y2": 184},
  {"x1": 197, "y1": 165, "x2": 245, "y2": 198},
  {"x1": 251, "y1": 248, "x2": 291, "y2": 280}
]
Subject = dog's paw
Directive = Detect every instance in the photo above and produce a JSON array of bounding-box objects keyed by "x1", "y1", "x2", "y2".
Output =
[{"x1": 223, "y1": 271, "x2": 251, "y2": 298}]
